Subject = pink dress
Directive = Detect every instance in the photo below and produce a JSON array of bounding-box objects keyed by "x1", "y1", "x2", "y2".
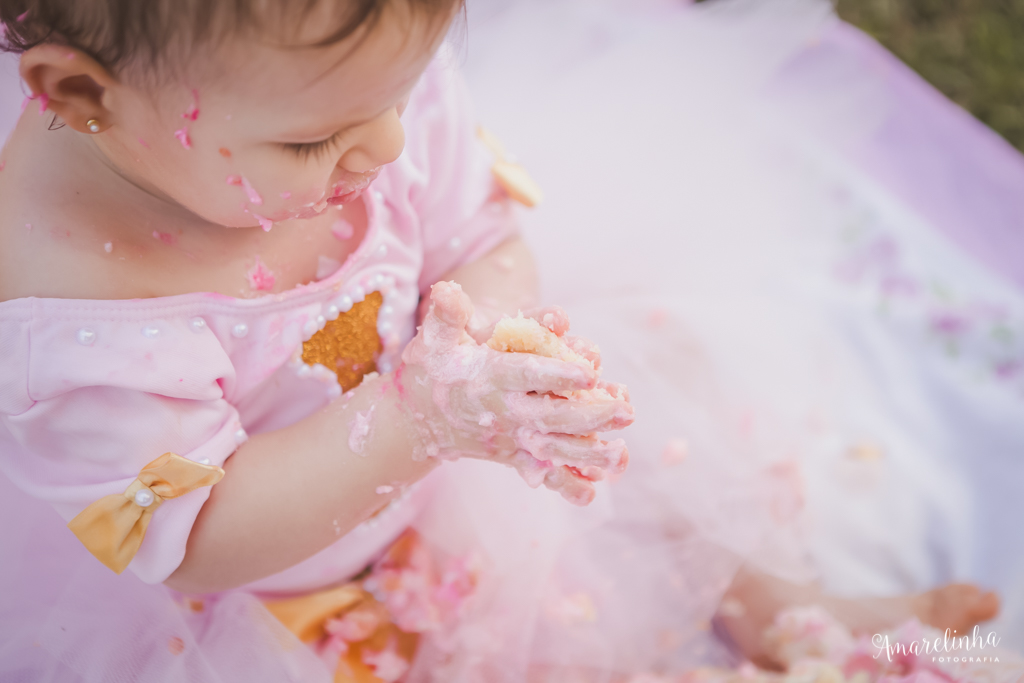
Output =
[{"x1": 0, "y1": 54, "x2": 521, "y2": 682}]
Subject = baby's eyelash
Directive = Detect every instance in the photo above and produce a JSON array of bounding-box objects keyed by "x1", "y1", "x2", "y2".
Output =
[{"x1": 283, "y1": 131, "x2": 343, "y2": 159}]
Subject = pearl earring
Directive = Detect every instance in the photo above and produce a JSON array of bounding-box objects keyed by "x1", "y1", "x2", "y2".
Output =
[{"x1": 86, "y1": 119, "x2": 100, "y2": 133}]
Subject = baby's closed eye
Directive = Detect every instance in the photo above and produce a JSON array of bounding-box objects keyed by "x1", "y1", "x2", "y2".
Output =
[{"x1": 282, "y1": 130, "x2": 346, "y2": 160}]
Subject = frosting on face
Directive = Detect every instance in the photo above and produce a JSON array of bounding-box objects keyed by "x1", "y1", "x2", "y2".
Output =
[
  {"x1": 245, "y1": 256, "x2": 276, "y2": 291},
  {"x1": 395, "y1": 281, "x2": 634, "y2": 505},
  {"x1": 62, "y1": 3, "x2": 445, "y2": 235}
]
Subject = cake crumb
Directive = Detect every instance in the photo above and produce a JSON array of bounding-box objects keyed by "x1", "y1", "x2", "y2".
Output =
[
  {"x1": 486, "y1": 312, "x2": 590, "y2": 368},
  {"x1": 332, "y1": 219, "x2": 354, "y2": 240}
]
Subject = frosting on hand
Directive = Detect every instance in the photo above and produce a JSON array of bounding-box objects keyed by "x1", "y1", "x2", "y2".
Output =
[{"x1": 397, "y1": 281, "x2": 633, "y2": 505}]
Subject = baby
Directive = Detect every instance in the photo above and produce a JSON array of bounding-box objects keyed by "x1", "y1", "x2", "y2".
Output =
[
  {"x1": 0, "y1": 0, "x2": 630, "y2": 585},
  {"x1": 0, "y1": 1, "x2": 999, "y2": 681}
]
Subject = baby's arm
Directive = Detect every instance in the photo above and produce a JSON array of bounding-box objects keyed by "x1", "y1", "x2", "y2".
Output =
[
  {"x1": 417, "y1": 234, "x2": 540, "y2": 336},
  {"x1": 165, "y1": 370, "x2": 434, "y2": 594},
  {"x1": 167, "y1": 280, "x2": 621, "y2": 594}
]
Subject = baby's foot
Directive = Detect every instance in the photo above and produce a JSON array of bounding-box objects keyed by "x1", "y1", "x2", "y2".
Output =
[
  {"x1": 913, "y1": 583, "x2": 1000, "y2": 634},
  {"x1": 715, "y1": 567, "x2": 1001, "y2": 672}
]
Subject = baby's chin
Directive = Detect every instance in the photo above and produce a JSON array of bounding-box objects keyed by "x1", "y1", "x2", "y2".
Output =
[
  {"x1": 249, "y1": 190, "x2": 354, "y2": 225},
  {"x1": 287, "y1": 201, "x2": 332, "y2": 221},
  {"x1": 267, "y1": 192, "x2": 350, "y2": 222},
  {"x1": 232, "y1": 167, "x2": 384, "y2": 227},
  {"x1": 326, "y1": 167, "x2": 383, "y2": 206}
]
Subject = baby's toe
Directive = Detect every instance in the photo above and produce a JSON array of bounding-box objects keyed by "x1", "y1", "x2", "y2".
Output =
[
  {"x1": 925, "y1": 583, "x2": 1000, "y2": 632},
  {"x1": 968, "y1": 590, "x2": 1000, "y2": 626}
]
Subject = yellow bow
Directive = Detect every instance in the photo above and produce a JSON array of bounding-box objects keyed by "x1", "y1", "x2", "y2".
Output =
[
  {"x1": 265, "y1": 530, "x2": 426, "y2": 683},
  {"x1": 477, "y1": 126, "x2": 545, "y2": 208},
  {"x1": 67, "y1": 452, "x2": 225, "y2": 574},
  {"x1": 266, "y1": 585, "x2": 419, "y2": 683}
]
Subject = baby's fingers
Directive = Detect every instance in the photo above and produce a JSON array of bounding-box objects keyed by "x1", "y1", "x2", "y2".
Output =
[
  {"x1": 517, "y1": 431, "x2": 628, "y2": 476},
  {"x1": 420, "y1": 281, "x2": 475, "y2": 350},
  {"x1": 503, "y1": 451, "x2": 603, "y2": 506},
  {"x1": 561, "y1": 334, "x2": 602, "y2": 371},
  {"x1": 521, "y1": 305, "x2": 571, "y2": 337},
  {"x1": 543, "y1": 466, "x2": 596, "y2": 506},
  {"x1": 594, "y1": 380, "x2": 630, "y2": 405},
  {"x1": 487, "y1": 353, "x2": 597, "y2": 394},
  {"x1": 507, "y1": 393, "x2": 634, "y2": 435}
]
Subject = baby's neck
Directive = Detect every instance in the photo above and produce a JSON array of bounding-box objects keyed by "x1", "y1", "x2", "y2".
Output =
[{"x1": 0, "y1": 111, "x2": 367, "y2": 303}]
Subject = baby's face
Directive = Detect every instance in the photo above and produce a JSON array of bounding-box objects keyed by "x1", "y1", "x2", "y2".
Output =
[{"x1": 99, "y1": 4, "x2": 448, "y2": 229}]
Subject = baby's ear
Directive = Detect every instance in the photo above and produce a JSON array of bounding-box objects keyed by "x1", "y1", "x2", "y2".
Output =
[{"x1": 19, "y1": 45, "x2": 117, "y2": 134}]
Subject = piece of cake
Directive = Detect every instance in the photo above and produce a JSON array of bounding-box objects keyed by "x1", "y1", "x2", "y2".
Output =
[
  {"x1": 484, "y1": 312, "x2": 628, "y2": 407},
  {"x1": 485, "y1": 312, "x2": 592, "y2": 368}
]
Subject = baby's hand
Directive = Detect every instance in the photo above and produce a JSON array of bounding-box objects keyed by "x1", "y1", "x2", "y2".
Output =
[{"x1": 398, "y1": 281, "x2": 633, "y2": 505}]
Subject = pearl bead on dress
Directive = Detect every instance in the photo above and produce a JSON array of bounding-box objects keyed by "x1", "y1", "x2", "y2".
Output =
[
  {"x1": 76, "y1": 328, "x2": 96, "y2": 346},
  {"x1": 232, "y1": 323, "x2": 249, "y2": 338},
  {"x1": 189, "y1": 317, "x2": 207, "y2": 332},
  {"x1": 310, "y1": 364, "x2": 334, "y2": 381},
  {"x1": 133, "y1": 489, "x2": 155, "y2": 508},
  {"x1": 141, "y1": 325, "x2": 160, "y2": 338}
]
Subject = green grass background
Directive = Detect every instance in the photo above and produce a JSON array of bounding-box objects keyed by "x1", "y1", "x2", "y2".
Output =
[
  {"x1": 695, "y1": 0, "x2": 1024, "y2": 152},
  {"x1": 835, "y1": 0, "x2": 1024, "y2": 152}
]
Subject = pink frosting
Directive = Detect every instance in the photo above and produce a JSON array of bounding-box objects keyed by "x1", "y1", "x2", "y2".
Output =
[
  {"x1": 173, "y1": 127, "x2": 191, "y2": 149},
  {"x1": 240, "y1": 176, "x2": 263, "y2": 206},
  {"x1": 181, "y1": 89, "x2": 200, "y2": 121},
  {"x1": 347, "y1": 405, "x2": 375, "y2": 455},
  {"x1": 246, "y1": 256, "x2": 276, "y2": 292}
]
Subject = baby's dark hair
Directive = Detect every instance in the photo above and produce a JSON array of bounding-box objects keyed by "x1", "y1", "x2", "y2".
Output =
[{"x1": 0, "y1": 0, "x2": 459, "y2": 79}]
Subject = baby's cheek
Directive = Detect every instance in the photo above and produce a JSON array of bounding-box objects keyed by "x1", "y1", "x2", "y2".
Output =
[
  {"x1": 203, "y1": 162, "x2": 298, "y2": 228},
  {"x1": 237, "y1": 160, "x2": 336, "y2": 224},
  {"x1": 163, "y1": 164, "x2": 262, "y2": 228}
]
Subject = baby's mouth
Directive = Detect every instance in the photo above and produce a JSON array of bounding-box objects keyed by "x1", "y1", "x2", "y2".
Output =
[
  {"x1": 268, "y1": 167, "x2": 384, "y2": 223},
  {"x1": 327, "y1": 167, "x2": 382, "y2": 206}
]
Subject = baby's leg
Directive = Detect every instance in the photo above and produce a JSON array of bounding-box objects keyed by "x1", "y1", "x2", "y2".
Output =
[{"x1": 716, "y1": 565, "x2": 1000, "y2": 670}]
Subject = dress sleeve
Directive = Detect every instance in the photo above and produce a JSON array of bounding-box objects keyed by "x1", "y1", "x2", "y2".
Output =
[
  {"x1": 0, "y1": 305, "x2": 243, "y2": 584},
  {"x1": 396, "y1": 49, "x2": 523, "y2": 295}
]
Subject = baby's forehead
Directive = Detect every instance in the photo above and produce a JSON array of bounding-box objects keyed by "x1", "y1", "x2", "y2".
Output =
[
  {"x1": 2, "y1": 0, "x2": 458, "y2": 86},
  {"x1": 185, "y1": 7, "x2": 441, "y2": 119}
]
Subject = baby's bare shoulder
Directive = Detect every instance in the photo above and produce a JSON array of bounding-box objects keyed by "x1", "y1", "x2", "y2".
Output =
[{"x1": 0, "y1": 217, "x2": 144, "y2": 302}]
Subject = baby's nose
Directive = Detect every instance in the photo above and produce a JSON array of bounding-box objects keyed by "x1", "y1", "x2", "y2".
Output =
[{"x1": 340, "y1": 107, "x2": 405, "y2": 173}]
